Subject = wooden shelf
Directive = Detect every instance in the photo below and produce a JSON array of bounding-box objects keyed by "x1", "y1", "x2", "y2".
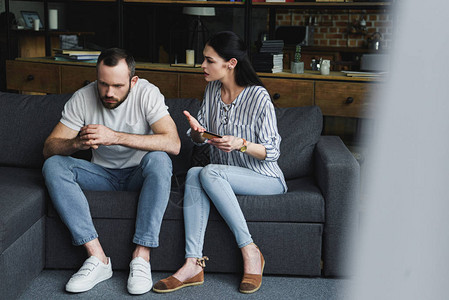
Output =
[
  {"x1": 14, "y1": 57, "x2": 384, "y2": 82},
  {"x1": 124, "y1": 0, "x2": 244, "y2": 5},
  {"x1": 71, "y1": 0, "x2": 117, "y2": 2},
  {"x1": 123, "y1": 0, "x2": 390, "y2": 8},
  {"x1": 252, "y1": 1, "x2": 392, "y2": 8}
]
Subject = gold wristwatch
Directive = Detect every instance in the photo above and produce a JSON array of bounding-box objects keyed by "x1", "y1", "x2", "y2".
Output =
[{"x1": 239, "y1": 138, "x2": 248, "y2": 153}]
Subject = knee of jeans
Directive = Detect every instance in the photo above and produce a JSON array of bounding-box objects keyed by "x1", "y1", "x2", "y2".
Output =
[
  {"x1": 185, "y1": 166, "x2": 203, "y2": 183},
  {"x1": 140, "y1": 151, "x2": 172, "y2": 174},
  {"x1": 199, "y1": 164, "x2": 225, "y2": 182},
  {"x1": 42, "y1": 155, "x2": 68, "y2": 177}
]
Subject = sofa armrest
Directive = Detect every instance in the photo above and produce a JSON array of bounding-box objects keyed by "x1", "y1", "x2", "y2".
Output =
[{"x1": 314, "y1": 136, "x2": 360, "y2": 277}]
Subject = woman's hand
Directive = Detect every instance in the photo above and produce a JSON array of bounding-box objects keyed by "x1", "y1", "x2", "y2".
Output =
[
  {"x1": 210, "y1": 136, "x2": 267, "y2": 160},
  {"x1": 207, "y1": 135, "x2": 243, "y2": 153},
  {"x1": 184, "y1": 110, "x2": 207, "y2": 143},
  {"x1": 183, "y1": 110, "x2": 205, "y2": 133}
]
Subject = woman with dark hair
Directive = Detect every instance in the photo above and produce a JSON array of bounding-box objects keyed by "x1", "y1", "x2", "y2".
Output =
[{"x1": 153, "y1": 31, "x2": 286, "y2": 294}]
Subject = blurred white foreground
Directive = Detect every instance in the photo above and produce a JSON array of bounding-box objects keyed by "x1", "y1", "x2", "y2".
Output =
[{"x1": 347, "y1": 1, "x2": 449, "y2": 299}]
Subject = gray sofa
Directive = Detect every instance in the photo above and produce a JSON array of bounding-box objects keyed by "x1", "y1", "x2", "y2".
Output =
[{"x1": 0, "y1": 91, "x2": 359, "y2": 299}]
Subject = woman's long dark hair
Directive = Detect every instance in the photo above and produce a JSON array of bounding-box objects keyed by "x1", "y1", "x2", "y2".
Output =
[{"x1": 206, "y1": 31, "x2": 265, "y2": 88}]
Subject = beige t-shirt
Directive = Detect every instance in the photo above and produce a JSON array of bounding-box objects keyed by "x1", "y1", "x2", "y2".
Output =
[{"x1": 61, "y1": 78, "x2": 168, "y2": 169}]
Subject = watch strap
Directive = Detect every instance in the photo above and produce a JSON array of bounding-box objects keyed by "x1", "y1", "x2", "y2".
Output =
[{"x1": 239, "y1": 138, "x2": 248, "y2": 153}]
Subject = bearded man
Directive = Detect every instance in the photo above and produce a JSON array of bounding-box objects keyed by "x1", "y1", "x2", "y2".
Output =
[{"x1": 42, "y1": 48, "x2": 180, "y2": 295}]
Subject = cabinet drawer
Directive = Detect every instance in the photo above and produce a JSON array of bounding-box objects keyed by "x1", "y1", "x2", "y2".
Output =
[
  {"x1": 261, "y1": 78, "x2": 314, "y2": 107},
  {"x1": 61, "y1": 65, "x2": 97, "y2": 94},
  {"x1": 136, "y1": 70, "x2": 179, "y2": 98},
  {"x1": 6, "y1": 60, "x2": 60, "y2": 94},
  {"x1": 179, "y1": 73, "x2": 207, "y2": 100},
  {"x1": 315, "y1": 81, "x2": 379, "y2": 118}
]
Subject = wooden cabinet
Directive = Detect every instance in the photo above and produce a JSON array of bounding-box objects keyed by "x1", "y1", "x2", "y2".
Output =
[
  {"x1": 261, "y1": 77, "x2": 314, "y2": 107},
  {"x1": 61, "y1": 65, "x2": 97, "y2": 94},
  {"x1": 136, "y1": 70, "x2": 179, "y2": 98},
  {"x1": 179, "y1": 73, "x2": 207, "y2": 100},
  {"x1": 6, "y1": 60, "x2": 60, "y2": 94},
  {"x1": 6, "y1": 59, "x2": 382, "y2": 120},
  {"x1": 315, "y1": 81, "x2": 378, "y2": 118}
]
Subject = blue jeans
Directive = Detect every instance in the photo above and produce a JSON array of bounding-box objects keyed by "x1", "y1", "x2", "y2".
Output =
[
  {"x1": 184, "y1": 164, "x2": 286, "y2": 258},
  {"x1": 42, "y1": 151, "x2": 172, "y2": 247}
]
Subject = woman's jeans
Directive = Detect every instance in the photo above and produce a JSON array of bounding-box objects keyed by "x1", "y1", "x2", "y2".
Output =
[
  {"x1": 184, "y1": 164, "x2": 285, "y2": 258},
  {"x1": 42, "y1": 151, "x2": 172, "y2": 247}
]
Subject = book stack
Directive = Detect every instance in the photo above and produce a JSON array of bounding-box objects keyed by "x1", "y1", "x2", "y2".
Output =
[
  {"x1": 259, "y1": 39, "x2": 284, "y2": 54},
  {"x1": 54, "y1": 49, "x2": 101, "y2": 62},
  {"x1": 252, "y1": 40, "x2": 284, "y2": 73}
]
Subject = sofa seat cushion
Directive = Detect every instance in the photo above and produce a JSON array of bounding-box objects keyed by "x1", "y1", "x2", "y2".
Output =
[
  {"x1": 0, "y1": 167, "x2": 47, "y2": 253},
  {"x1": 47, "y1": 176, "x2": 324, "y2": 223},
  {"x1": 234, "y1": 177, "x2": 325, "y2": 223}
]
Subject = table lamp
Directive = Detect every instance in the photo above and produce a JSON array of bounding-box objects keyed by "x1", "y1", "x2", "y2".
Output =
[{"x1": 183, "y1": 2, "x2": 215, "y2": 65}]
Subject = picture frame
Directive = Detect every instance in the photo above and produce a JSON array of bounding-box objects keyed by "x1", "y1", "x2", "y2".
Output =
[{"x1": 21, "y1": 11, "x2": 43, "y2": 29}]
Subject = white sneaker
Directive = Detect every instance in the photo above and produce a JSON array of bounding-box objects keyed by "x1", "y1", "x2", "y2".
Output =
[
  {"x1": 127, "y1": 257, "x2": 153, "y2": 295},
  {"x1": 65, "y1": 256, "x2": 113, "y2": 293}
]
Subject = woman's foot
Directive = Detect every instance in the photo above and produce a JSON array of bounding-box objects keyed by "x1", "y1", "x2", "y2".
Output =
[
  {"x1": 172, "y1": 258, "x2": 203, "y2": 282},
  {"x1": 240, "y1": 244, "x2": 265, "y2": 294},
  {"x1": 153, "y1": 257, "x2": 208, "y2": 293},
  {"x1": 241, "y1": 243, "x2": 263, "y2": 275}
]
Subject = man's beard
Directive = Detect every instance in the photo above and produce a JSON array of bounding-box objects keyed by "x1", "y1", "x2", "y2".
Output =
[{"x1": 99, "y1": 84, "x2": 131, "y2": 109}]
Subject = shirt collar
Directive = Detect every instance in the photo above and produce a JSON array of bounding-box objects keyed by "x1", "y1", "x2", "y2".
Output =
[{"x1": 215, "y1": 81, "x2": 246, "y2": 108}]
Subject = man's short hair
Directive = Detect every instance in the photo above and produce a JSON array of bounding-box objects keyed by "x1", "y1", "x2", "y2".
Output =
[{"x1": 97, "y1": 48, "x2": 136, "y2": 79}]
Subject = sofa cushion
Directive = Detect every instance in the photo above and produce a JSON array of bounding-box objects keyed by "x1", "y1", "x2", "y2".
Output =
[
  {"x1": 0, "y1": 92, "x2": 72, "y2": 169},
  {"x1": 276, "y1": 105, "x2": 323, "y2": 179},
  {"x1": 47, "y1": 176, "x2": 324, "y2": 223},
  {"x1": 165, "y1": 98, "x2": 201, "y2": 177},
  {"x1": 0, "y1": 167, "x2": 47, "y2": 253}
]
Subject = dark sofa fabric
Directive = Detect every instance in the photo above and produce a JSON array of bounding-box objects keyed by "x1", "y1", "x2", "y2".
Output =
[
  {"x1": 0, "y1": 217, "x2": 45, "y2": 300},
  {"x1": 0, "y1": 167, "x2": 46, "y2": 254},
  {"x1": 276, "y1": 105, "x2": 323, "y2": 179},
  {"x1": 166, "y1": 98, "x2": 201, "y2": 177},
  {"x1": 315, "y1": 136, "x2": 360, "y2": 276},
  {"x1": 0, "y1": 91, "x2": 359, "y2": 299},
  {"x1": 0, "y1": 93, "x2": 72, "y2": 168}
]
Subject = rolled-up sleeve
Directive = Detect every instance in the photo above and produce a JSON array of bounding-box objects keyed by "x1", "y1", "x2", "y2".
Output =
[{"x1": 258, "y1": 102, "x2": 281, "y2": 161}]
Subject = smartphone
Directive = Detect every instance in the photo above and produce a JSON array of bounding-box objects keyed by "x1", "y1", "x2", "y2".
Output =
[{"x1": 202, "y1": 130, "x2": 222, "y2": 139}]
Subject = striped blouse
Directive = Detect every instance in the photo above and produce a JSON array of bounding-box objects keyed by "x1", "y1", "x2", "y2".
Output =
[{"x1": 195, "y1": 80, "x2": 287, "y2": 192}]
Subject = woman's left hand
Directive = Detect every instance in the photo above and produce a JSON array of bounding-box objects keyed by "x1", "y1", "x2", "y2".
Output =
[{"x1": 207, "y1": 135, "x2": 242, "y2": 153}]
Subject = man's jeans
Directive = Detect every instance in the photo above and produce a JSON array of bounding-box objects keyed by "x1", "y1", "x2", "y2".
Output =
[
  {"x1": 183, "y1": 164, "x2": 286, "y2": 258},
  {"x1": 42, "y1": 151, "x2": 172, "y2": 247}
]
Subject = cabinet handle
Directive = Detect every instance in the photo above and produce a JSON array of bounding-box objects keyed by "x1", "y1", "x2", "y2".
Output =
[
  {"x1": 273, "y1": 93, "x2": 280, "y2": 100},
  {"x1": 27, "y1": 75, "x2": 34, "y2": 81},
  {"x1": 83, "y1": 80, "x2": 91, "y2": 86},
  {"x1": 345, "y1": 97, "x2": 354, "y2": 104}
]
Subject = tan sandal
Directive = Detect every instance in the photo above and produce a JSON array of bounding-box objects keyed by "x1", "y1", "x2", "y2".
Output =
[
  {"x1": 239, "y1": 245, "x2": 265, "y2": 294},
  {"x1": 153, "y1": 256, "x2": 208, "y2": 293}
]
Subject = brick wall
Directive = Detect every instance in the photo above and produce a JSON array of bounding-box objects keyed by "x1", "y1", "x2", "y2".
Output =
[{"x1": 275, "y1": 9, "x2": 393, "y2": 49}]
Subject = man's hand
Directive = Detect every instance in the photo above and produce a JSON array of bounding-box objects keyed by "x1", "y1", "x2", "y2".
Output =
[{"x1": 79, "y1": 124, "x2": 118, "y2": 149}]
